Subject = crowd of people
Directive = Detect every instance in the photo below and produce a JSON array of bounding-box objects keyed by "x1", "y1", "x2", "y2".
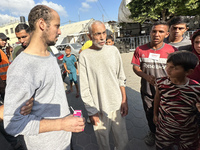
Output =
[{"x1": 0, "y1": 4, "x2": 199, "y2": 150}]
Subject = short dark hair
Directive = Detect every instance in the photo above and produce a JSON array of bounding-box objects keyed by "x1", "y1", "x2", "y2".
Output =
[
  {"x1": 106, "y1": 35, "x2": 114, "y2": 41},
  {"x1": 169, "y1": 16, "x2": 189, "y2": 28},
  {"x1": 15, "y1": 23, "x2": 31, "y2": 33},
  {"x1": 28, "y1": 5, "x2": 53, "y2": 31},
  {"x1": 65, "y1": 45, "x2": 71, "y2": 50},
  {"x1": 151, "y1": 21, "x2": 169, "y2": 31},
  {"x1": 153, "y1": 21, "x2": 169, "y2": 27},
  {"x1": 167, "y1": 51, "x2": 199, "y2": 71}
]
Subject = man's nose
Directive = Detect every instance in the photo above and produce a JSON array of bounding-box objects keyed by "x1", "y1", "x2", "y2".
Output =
[
  {"x1": 58, "y1": 28, "x2": 61, "y2": 35},
  {"x1": 21, "y1": 38, "x2": 25, "y2": 43},
  {"x1": 155, "y1": 32, "x2": 159, "y2": 36}
]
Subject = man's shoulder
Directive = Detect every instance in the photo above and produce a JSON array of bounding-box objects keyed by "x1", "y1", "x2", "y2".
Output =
[
  {"x1": 163, "y1": 43, "x2": 177, "y2": 50},
  {"x1": 14, "y1": 45, "x2": 23, "y2": 51},
  {"x1": 181, "y1": 37, "x2": 191, "y2": 43},
  {"x1": 179, "y1": 37, "x2": 192, "y2": 47},
  {"x1": 136, "y1": 43, "x2": 149, "y2": 50}
]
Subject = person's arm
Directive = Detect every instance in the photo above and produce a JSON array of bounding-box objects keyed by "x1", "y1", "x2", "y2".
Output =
[
  {"x1": 0, "y1": 105, "x2": 3, "y2": 121},
  {"x1": 0, "y1": 77, "x2": 6, "y2": 94},
  {"x1": 75, "y1": 62, "x2": 79, "y2": 75},
  {"x1": 63, "y1": 63, "x2": 70, "y2": 74},
  {"x1": 115, "y1": 48, "x2": 128, "y2": 117},
  {"x1": 0, "y1": 97, "x2": 34, "y2": 121},
  {"x1": 79, "y1": 49, "x2": 82, "y2": 54},
  {"x1": 196, "y1": 103, "x2": 200, "y2": 112},
  {"x1": 153, "y1": 86, "x2": 161, "y2": 125},
  {"x1": 20, "y1": 97, "x2": 34, "y2": 115},
  {"x1": 73, "y1": 56, "x2": 78, "y2": 75},
  {"x1": 120, "y1": 86, "x2": 128, "y2": 117},
  {"x1": 89, "y1": 113, "x2": 99, "y2": 126},
  {"x1": 133, "y1": 65, "x2": 155, "y2": 85},
  {"x1": 39, "y1": 115, "x2": 85, "y2": 133},
  {"x1": 4, "y1": 74, "x2": 85, "y2": 136}
]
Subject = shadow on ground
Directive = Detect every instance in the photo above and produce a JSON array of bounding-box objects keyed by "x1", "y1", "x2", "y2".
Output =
[{"x1": 63, "y1": 75, "x2": 155, "y2": 150}]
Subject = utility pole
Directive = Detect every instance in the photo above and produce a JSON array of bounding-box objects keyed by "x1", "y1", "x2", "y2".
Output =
[
  {"x1": 78, "y1": 11, "x2": 80, "y2": 22},
  {"x1": 102, "y1": 14, "x2": 104, "y2": 22}
]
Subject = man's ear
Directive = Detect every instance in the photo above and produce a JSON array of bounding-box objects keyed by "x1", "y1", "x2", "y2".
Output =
[
  {"x1": 38, "y1": 18, "x2": 46, "y2": 31},
  {"x1": 186, "y1": 69, "x2": 194, "y2": 76},
  {"x1": 185, "y1": 27, "x2": 189, "y2": 32},
  {"x1": 165, "y1": 31, "x2": 170, "y2": 38},
  {"x1": 88, "y1": 34, "x2": 92, "y2": 40}
]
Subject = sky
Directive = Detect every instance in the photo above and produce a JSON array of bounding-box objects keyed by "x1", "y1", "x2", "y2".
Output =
[{"x1": 0, "y1": 0, "x2": 122, "y2": 26}]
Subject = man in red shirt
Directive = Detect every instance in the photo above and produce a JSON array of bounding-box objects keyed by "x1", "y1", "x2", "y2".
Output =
[{"x1": 131, "y1": 21, "x2": 177, "y2": 146}]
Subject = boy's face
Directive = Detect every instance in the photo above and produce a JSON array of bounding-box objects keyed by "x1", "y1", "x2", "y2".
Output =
[
  {"x1": 106, "y1": 39, "x2": 114, "y2": 45},
  {"x1": 65, "y1": 48, "x2": 71, "y2": 55},
  {"x1": 150, "y1": 24, "x2": 169, "y2": 46},
  {"x1": 166, "y1": 62, "x2": 187, "y2": 78},
  {"x1": 194, "y1": 35, "x2": 200, "y2": 54},
  {"x1": 169, "y1": 23, "x2": 188, "y2": 39}
]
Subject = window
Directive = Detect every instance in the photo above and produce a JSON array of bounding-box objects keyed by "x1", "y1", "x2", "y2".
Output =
[
  {"x1": 10, "y1": 28, "x2": 14, "y2": 34},
  {"x1": 5, "y1": 29, "x2": 9, "y2": 35}
]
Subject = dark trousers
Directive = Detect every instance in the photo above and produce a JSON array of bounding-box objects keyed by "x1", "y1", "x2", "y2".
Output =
[
  {"x1": 0, "y1": 121, "x2": 27, "y2": 150},
  {"x1": 141, "y1": 91, "x2": 156, "y2": 134}
]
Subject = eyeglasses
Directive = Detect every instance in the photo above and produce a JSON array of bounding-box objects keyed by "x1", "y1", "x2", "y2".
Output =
[{"x1": 93, "y1": 31, "x2": 106, "y2": 37}]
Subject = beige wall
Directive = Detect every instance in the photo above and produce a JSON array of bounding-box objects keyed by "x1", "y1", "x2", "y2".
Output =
[{"x1": 0, "y1": 21, "x2": 23, "y2": 47}]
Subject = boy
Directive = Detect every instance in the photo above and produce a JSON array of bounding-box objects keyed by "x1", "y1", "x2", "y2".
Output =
[
  {"x1": 154, "y1": 50, "x2": 200, "y2": 150},
  {"x1": 106, "y1": 35, "x2": 114, "y2": 45},
  {"x1": 63, "y1": 46, "x2": 80, "y2": 98}
]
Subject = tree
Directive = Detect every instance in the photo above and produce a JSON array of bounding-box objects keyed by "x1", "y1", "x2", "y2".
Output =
[{"x1": 127, "y1": 0, "x2": 200, "y2": 23}]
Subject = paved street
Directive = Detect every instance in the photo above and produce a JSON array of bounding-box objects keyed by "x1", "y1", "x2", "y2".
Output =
[{"x1": 64, "y1": 52, "x2": 156, "y2": 150}]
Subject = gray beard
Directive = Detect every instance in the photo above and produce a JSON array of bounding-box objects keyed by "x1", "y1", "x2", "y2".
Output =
[{"x1": 93, "y1": 40, "x2": 105, "y2": 49}]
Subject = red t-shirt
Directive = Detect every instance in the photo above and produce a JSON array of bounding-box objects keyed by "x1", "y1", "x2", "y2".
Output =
[{"x1": 131, "y1": 43, "x2": 177, "y2": 95}]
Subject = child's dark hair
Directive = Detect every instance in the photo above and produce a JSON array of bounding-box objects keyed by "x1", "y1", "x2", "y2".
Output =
[
  {"x1": 65, "y1": 45, "x2": 71, "y2": 50},
  {"x1": 106, "y1": 35, "x2": 114, "y2": 41},
  {"x1": 167, "y1": 50, "x2": 199, "y2": 71}
]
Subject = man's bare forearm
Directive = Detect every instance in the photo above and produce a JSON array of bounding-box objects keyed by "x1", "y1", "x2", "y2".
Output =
[
  {"x1": 133, "y1": 65, "x2": 148, "y2": 79},
  {"x1": 39, "y1": 115, "x2": 85, "y2": 133},
  {"x1": 39, "y1": 118, "x2": 61, "y2": 133},
  {"x1": 0, "y1": 105, "x2": 3, "y2": 121},
  {"x1": 120, "y1": 86, "x2": 126, "y2": 102}
]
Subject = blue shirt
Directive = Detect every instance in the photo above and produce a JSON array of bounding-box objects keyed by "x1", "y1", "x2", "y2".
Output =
[{"x1": 63, "y1": 54, "x2": 77, "y2": 73}]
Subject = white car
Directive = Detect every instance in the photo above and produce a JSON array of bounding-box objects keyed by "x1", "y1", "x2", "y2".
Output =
[
  {"x1": 49, "y1": 46, "x2": 66, "y2": 80},
  {"x1": 56, "y1": 43, "x2": 82, "y2": 60}
]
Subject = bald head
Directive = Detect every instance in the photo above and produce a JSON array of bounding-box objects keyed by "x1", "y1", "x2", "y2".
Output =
[{"x1": 28, "y1": 5, "x2": 54, "y2": 32}]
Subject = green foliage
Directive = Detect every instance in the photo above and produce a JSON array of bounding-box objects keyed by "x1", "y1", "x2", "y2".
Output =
[{"x1": 127, "y1": 0, "x2": 200, "y2": 23}]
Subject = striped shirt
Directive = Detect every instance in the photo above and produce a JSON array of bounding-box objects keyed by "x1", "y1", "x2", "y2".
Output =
[{"x1": 157, "y1": 77, "x2": 200, "y2": 127}]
